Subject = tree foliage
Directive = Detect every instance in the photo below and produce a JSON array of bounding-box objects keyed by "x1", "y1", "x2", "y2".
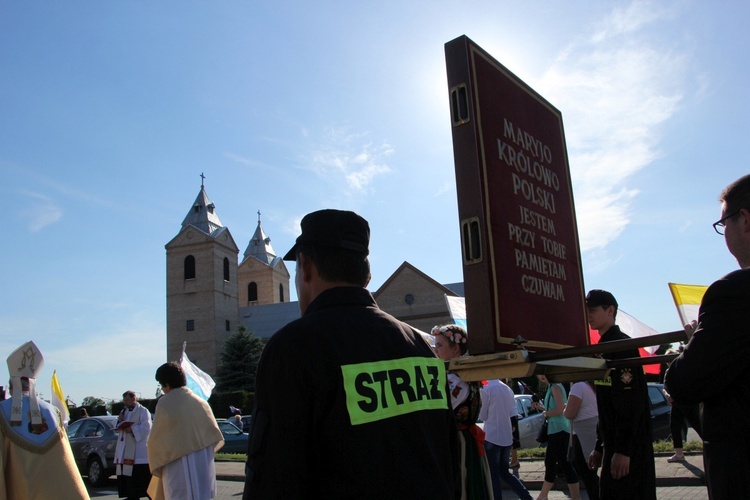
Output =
[
  {"x1": 215, "y1": 325, "x2": 265, "y2": 394},
  {"x1": 81, "y1": 396, "x2": 106, "y2": 408}
]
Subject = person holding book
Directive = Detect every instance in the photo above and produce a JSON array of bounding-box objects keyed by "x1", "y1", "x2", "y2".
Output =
[{"x1": 115, "y1": 390, "x2": 152, "y2": 499}]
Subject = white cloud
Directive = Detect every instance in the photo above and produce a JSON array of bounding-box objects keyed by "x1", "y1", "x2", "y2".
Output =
[
  {"x1": 19, "y1": 191, "x2": 63, "y2": 232},
  {"x1": 305, "y1": 126, "x2": 394, "y2": 193},
  {"x1": 535, "y1": 0, "x2": 688, "y2": 253},
  {"x1": 224, "y1": 152, "x2": 265, "y2": 169}
]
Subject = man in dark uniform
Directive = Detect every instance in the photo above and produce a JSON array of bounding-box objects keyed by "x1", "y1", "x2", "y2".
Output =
[
  {"x1": 243, "y1": 209, "x2": 460, "y2": 499},
  {"x1": 665, "y1": 174, "x2": 750, "y2": 499},
  {"x1": 586, "y1": 289, "x2": 656, "y2": 500}
]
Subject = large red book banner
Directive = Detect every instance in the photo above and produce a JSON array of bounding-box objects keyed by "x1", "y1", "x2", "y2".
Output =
[{"x1": 445, "y1": 35, "x2": 589, "y2": 354}]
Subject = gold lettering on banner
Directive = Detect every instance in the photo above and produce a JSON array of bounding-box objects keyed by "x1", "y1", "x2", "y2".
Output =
[{"x1": 498, "y1": 118, "x2": 571, "y2": 302}]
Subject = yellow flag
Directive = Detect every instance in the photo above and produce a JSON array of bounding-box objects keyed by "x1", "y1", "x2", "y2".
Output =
[
  {"x1": 51, "y1": 370, "x2": 70, "y2": 424},
  {"x1": 668, "y1": 282, "x2": 709, "y2": 327}
]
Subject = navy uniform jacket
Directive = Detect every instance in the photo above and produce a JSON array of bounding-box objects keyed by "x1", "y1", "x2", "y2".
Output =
[
  {"x1": 594, "y1": 325, "x2": 656, "y2": 500},
  {"x1": 243, "y1": 286, "x2": 460, "y2": 499}
]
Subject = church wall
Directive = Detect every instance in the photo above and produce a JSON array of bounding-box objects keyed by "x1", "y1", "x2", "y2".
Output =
[{"x1": 374, "y1": 266, "x2": 454, "y2": 333}]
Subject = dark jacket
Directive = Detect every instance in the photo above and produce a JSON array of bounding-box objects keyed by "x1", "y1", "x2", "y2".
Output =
[
  {"x1": 594, "y1": 325, "x2": 656, "y2": 500},
  {"x1": 665, "y1": 267, "x2": 750, "y2": 442},
  {"x1": 244, "y1": 286, "x2": 460, "y2": 499}
]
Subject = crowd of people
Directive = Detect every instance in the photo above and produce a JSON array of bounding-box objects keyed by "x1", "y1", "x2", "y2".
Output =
[{"x1": 2, "y1": 173, "x2": 748, "y2": 499}]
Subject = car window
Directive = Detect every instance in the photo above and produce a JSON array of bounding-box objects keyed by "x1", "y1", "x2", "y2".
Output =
[
  {"x1": 515, "y1": 398, "x2": 524, "y2": 417},
  {"x1": 67, "y1": 420, "x2": 83, "y2": 439},
  {"x1": 219, "y1": 421, "x2": 242, "y2": 435},
  {"x1": 648, "y1": 386, "x2": 667, "y2": 407},
  {"x1": 80, "y1": 420, "x2": 104, "y2": 437},
  {"x1": 522, "y1": 396, "x2": 540, "y2": 416}
]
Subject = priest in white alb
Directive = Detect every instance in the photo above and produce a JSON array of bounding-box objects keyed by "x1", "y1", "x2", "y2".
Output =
[{"x1": 115, "y1": 390, "x2": 152, "y2": 499}]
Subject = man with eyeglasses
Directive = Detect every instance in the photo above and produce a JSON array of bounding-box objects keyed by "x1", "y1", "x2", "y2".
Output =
[{"x1": 665, "y1": 174, "x2": 750, "y2": 500}]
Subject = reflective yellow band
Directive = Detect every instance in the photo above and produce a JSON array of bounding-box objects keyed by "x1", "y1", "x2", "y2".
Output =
[
  {"x1": 341, "y1": 357, "x2": 448, "y2": 425},
  {"x1": 594, "y1": 377, "x2": 612, "y2": 387}
]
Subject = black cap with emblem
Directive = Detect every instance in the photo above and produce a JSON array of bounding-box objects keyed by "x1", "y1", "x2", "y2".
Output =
[{"x1": 283, "y1": 209, "x2": 370, "y2": 261}]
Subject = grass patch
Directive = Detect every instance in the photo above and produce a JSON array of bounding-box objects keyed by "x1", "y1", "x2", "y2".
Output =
[
  {"x1": 653, "y1": 439, "x2": 703, "y2": 453},
  {"x1": 516, "y1": 440, "x2": 703, "y2": 459},
  {"x1": 215, "y1": 453, "x2": 247, "y2": 461}
]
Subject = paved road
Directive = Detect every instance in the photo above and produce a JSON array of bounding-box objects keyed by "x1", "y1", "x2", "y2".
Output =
[
  {"x1": 86, "y1": 478, "x2": 247, "y2": 499},
  {"x1": 87, "y1": 480, "x2": 708, "y2": 499}
]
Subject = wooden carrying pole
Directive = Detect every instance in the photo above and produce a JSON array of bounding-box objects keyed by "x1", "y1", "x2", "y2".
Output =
[{"x1": 450, "y1": 330, "x2": 688, "y2": 382}]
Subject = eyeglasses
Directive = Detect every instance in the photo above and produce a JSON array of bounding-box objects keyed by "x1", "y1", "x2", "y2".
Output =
[{"x1": 713, "y1": 210, "x2": 740, "y2": 235}]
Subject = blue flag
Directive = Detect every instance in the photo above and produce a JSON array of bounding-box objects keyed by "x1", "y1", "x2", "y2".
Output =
[{"x1": 180, "y1": 342, "x2": 216, "y2": 401}]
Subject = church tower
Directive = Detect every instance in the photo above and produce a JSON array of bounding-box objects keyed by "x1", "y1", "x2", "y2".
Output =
[
  {"x1": 165, "y1": 178, "x2": 239, "y2": 377},
  {"x1": 238, "y1": 212, "x2": 290, "y2": 306}
]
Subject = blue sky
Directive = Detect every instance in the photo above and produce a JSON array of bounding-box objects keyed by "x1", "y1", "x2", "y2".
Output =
[{"x1": 2, "y1": 0, "x2": 747, "y2": 404}]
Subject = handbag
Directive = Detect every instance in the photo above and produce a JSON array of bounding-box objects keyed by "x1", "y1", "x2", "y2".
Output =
[{"x1": 536, "y1": 419, "x2": 549, "y2": 444}]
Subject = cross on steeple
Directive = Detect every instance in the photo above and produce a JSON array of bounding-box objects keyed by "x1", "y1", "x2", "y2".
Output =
[
  {"x1": 200, "y1": 172, "x2": 206, "y2": 187},
  {"x1": 257, "y1": 210, "x2": 261, "y2": 224}
]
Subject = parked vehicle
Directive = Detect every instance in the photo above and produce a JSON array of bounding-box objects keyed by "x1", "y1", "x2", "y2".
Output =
[
  {"x1": 239, "y1": 415, "x2": 252, "y2": 433},
  {"x1": 480, "y1": 383, "x2": 677, "y2": 449},
  {"x1": 514, "y1": 394, "x2": 546, "y2": 449},
  {"x1": 648, "y1": 382, "x2": 673, "y2": 441},
  {"x1": 66, "y1": 416, "x2": 118, "y2": 486},
  {"x1": 216, "y1": 419, "x2": 250, "y2": 454}
]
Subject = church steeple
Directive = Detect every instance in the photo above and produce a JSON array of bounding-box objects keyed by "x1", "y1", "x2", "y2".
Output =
[
  {"x1": 237, "y1": 209, "x2": 290, "y2": 305},
  {"x1": 165, "y1": 173, "x2": 239, "y2": 379},
  {"x1": 242, "y1": 211, "x2": 278, "y2": 265},
  {"x1": 180, "y1": 173, "x2": 223, "y2": 235}
]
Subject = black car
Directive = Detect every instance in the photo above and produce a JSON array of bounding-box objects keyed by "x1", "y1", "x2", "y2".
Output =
[
  {"x1": 648, "y1": 382, "x2": 676, "y2": 441},
  {"x1": 66, "y1": 416, "x2": 119, "y2": 486}
]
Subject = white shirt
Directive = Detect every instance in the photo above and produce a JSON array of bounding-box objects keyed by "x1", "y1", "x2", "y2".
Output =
[
  {"x1": 478, "y1": 379, "x2": 517, "y2": 447},
  {"x1": 568, "y1": 381, "x2": 598, "y2": 421}
]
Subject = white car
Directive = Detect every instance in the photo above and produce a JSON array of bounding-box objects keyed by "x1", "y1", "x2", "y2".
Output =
[
  {"x1": 513, "y1": 394, "x2": 546, "y2": 449},
  {"x1": 476, "y1": 394, "x2": 546, "y2": 449}
]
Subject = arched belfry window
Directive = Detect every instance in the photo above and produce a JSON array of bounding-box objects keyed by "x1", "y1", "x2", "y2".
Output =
[
  {"x1": 223, "y1": 257, "x2": 230, "y2": 281},
  {"x1": 184, "y1": 255, "x2": 196, "y2": 280},
  {"x1": 248, "y1": 282, "x2": 258, "y2": 302},
  {"x1": 279, "y1": 284, "x2": 284, "y2": 302}
]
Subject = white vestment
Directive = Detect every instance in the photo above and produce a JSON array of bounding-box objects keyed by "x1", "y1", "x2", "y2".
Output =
[
  {"x1": 114, "y1": 402, "x2": 152, "y2": 473},
  {"x1": 161, "y1": 445, "x2": 216, "y2": 500}
]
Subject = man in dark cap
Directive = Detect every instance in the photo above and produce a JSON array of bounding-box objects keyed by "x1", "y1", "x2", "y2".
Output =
[
  {"x1": 243, "y1": 209, "x2": 459, "y2": 499},
  {"x1": 585, "y1": 289, "x2": 656, "y2": 500},
  {"x1": 665, "y1": 174, "x2": 750, "y2": 499}
]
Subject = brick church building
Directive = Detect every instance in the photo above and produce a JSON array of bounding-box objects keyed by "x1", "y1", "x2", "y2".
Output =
[{"x1": 165, "y1": 181, "x2": 464, "y2": 377}]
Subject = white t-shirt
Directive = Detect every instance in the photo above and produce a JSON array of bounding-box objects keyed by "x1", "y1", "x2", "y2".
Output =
[
  {"x1": 568, "y1": 381, "x2": 598, "y2": 421},
  {"x1": 478, "y1": 379, "x2": 517, "y2": 447}
]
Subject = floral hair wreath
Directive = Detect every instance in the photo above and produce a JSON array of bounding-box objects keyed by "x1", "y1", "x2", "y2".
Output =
[{"x1": 430, "y1": 324, "x2": 468, "y2": 345}]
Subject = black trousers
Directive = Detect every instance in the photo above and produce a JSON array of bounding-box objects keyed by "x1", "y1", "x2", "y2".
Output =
[
  {"x1": 571, "y1": 434, "x2": 599, "y2": 500},
  {"x1": 543, "y1": 431, "x2": 578, "y2": 484},
  {"x1": 117, "y1": 464, "x2": 152, "y2": 499}
]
